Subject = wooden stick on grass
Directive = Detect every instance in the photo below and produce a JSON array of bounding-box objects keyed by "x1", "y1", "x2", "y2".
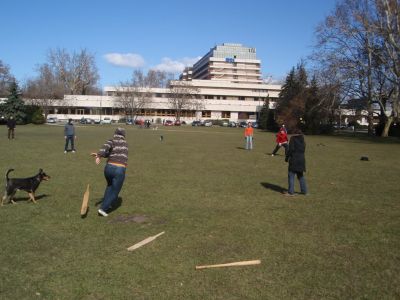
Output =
[
  {"x1": 195, "y1": 260, "x2": 261, "y2": 270},
  {"x1": 127, "y1": 231, "x2": 165, "y2": 251},
  {"x1": 80, "y1": 184, "x2": 90, "y2": 217}
]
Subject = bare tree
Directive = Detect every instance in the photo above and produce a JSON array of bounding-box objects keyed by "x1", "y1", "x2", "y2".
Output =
[
  {"x1": 167, "y1": 81, "x2": 201, "y2": 121},
  {"x1": 372, "y1": 0, "x2": 400, "y2": 136},
  {"x1": 23, "y1": 63, "x2": 68, "y2": 119},
  {"x1": 115, "y1": 70, "x2": 153, "y2": 120},
  {"x1": 48, "y1": 48, "x2": 100, "y2": 95},
  {"x1": 0, "y1": 60, "x2": 15, "y2": 97}
]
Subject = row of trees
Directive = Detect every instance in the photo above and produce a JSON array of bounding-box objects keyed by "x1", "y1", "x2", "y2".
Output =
[{"x1": 309, "y1": 0, "x2": 399, "y2": 137}]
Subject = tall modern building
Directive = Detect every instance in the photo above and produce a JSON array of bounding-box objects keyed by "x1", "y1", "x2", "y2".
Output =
[{"x1": 187, "y1": 43, "x2": 262, "y2": 84}]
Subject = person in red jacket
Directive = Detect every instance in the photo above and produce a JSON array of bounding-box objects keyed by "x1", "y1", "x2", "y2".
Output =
[{"x1": 271, "y1": 128, "x2": 288, "y2": 156}]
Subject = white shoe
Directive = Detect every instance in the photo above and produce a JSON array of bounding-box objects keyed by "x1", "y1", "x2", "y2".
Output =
[
  {"x1": 98, "y1": 209, "x2": 108, "y2": 217},
  {"x1": 271, "y1": 154, "x2": 274, "y2": 156},
  {"x1": 72, "y1": 150, "x2": 76, "y2": 153},
  {"x1": 64, "y1": 151, "x2": 67, "y2": 154}
]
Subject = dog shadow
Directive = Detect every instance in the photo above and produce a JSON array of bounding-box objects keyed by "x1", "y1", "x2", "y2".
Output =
[
  {"x1": 10, "y1": 194, "x2": 49, "y2": 203},
  {"x1": 260, "y1": 182, "x2": 286, "y2": 194},
  {"x1": 95, "y1": 197, "x2": 123, "y2": 213},
  {"x1": 236, "y1": 147, "x2": 247, "y2": 150}
]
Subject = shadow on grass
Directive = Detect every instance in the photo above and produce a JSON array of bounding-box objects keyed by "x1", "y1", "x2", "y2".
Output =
[
  {"x1": 10, "y1": 194, "x2": 50, "y2": 203},
  {"x1": 260, "y1": 182, "x2": 286, "y2": 193}
]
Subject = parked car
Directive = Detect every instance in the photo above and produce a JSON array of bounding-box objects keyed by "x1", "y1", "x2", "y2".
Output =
[
  {"x1": 174, "y1": 120, "x2": 181, "y2": 126},
  {"x1": 220, "y1": 121, "x2": 229, "y2": 127},
  {"x1": 126, "y1": 118, "x2": 133, "y2": 125},
  {"x1": 101, "y1": 117, "x2": 112, "y2": 124},
  {"x1": 94, "y1": 119, "x2": 101, "y2": 124},
  {"x1": 239, "y1": 121, "x2": 248, "y2": 127},
  {"x1": 164, "y1": 120, "x2": 174, "y2": 126},
  {"x1": 228, "y1": 121, "x2": 237, "y2": 127},
  {"x1": 80, "y1": 118, "x2": 94, "y2": 124},
  {"x1": 46, "y1": 117, "x2": 57, "y2": 124},
  {"x1": 192, "y1": 120, "x2": 202, "y2": 126},
  {"x1": 204, "y1": 120, "x2": 213, "y2": 127},
  {"x1": 251, "y1": 122, "x2": 259, "y2": 128}
]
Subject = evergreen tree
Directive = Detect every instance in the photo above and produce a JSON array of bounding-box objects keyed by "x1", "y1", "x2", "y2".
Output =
[
  {"x1": 304, "y1": 76, "x2": 321, "y2": 134},
  {"x1": 258, "y1": 99, "x2": 269, "y2": 129},
  {"x1": 2, "y1": 80, "x2": 26, "y2": 123}
]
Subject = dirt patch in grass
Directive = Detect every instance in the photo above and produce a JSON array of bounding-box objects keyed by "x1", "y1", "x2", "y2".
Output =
[{"x1": 108, "y1": 214, "x2": 167, "y2": 225}]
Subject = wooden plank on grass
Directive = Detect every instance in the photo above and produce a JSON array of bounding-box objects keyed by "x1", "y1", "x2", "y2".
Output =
[
  {"x1": 80, "y1": 184, "x2": 90, "y2": 216},
  {"x1": 127, "y1": 231, "x2": 165, "y2": 251},
  {"x1": 195, "y1": 260, "x2": 261, "y2": 270}
]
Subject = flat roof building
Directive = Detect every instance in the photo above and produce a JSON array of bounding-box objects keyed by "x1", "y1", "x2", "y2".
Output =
[{"x1": 188, "y1": 43, "x2": 262, "y2": 84}]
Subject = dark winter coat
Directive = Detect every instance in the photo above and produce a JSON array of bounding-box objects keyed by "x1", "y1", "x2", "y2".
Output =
[
  {"x1": 7, "y1": 118, "x2": 16, "y2": 129},
  {"x1": 285, "y1": 134, "x2": 306, "y2": 172}
]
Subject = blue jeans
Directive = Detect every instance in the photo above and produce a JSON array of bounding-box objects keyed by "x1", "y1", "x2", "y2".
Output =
[
  {"x1": 245, "y1": 136, "x2": 253, "y2": 150},
  {"x1": 288, "y1": 171, "x2": 307, "y2": 195},
  {"x1": 64, "y1": 135, "x2": 75, "y2": 151},
  {"x1": 101, "y1": 164, "x2": 126, "y2": 211}
]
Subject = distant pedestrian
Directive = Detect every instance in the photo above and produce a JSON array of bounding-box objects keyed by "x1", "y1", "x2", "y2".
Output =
[
  {"x1": 284, "y1": 128, "x2": 307, "y2": 196},
  {"x1": 64, "y1": 119, "x2": 76, "y2": 153},
  {"x1": 244, "y1": 122, "x2": 254, "y2": 150},
  {"x1": 91, "y1": 127, "x2": 128, "y2": 217},
  {"x1": 7, "y1": 116, "x2": 16, "y2": 140},
  {"x1": 271, "y1": 128, "x2": 288, "y2": 156}
]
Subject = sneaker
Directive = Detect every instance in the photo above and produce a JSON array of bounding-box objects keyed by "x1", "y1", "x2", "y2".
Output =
[
  {"x1": 64, "y1": 151, "x2": 67, "y2": 154},
  {"x1": 98, "y1": 209, "x2": 108, "y2": 217},
  {"x1": 72, "y1": 150, "x2": 76, "y2": 153},
  {"x1": 271, "y1": 154, "x2": 275, "y2": 156}
]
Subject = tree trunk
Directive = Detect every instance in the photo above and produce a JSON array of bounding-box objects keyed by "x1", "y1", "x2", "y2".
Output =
[{"x1": 381, "y1": 115, "x2": 393, "y2": 137}]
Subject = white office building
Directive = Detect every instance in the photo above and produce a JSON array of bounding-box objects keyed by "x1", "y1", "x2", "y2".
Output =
[{"x1": 46, "y1": 43, "x2": 281, "y2": 123}]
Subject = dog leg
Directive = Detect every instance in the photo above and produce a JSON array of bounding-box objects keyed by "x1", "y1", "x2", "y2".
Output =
[{"x1": 28, "y1": 193, "x2": 37, "y2": 204}]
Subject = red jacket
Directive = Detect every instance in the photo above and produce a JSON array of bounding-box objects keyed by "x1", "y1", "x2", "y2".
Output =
[{"x1": 276, "y1": 130, "x2": 288, "y2": 144}]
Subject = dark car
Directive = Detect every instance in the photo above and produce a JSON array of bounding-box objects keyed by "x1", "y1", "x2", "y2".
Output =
[
  {"x1": 174, "y1": 120, "x2": 181, "y2": 126},
  {"x1": 80, "y1": 118, "x2": 94, "y2": 124},
  {"x1": 164, "y1": 120, "x2": 174, "y2": 126},
  {"x1": 192, "y1": 121, "x2": 202, "y2": 126}
]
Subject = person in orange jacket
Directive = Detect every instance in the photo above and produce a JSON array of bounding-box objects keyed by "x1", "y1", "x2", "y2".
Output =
[{"x1": 244, "y1": 122, "x2": 254, "y2": 150}]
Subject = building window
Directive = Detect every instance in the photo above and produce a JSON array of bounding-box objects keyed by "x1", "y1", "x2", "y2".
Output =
[
  {"x1": 156, "y1": 93, "x2": 163, "y2": 98},
  {"x1": 205, "y1": 95, "x2": 214, "y2": 99},
  {"x1": 202, "y1": 111, "x2": 211, "y2": 118},
  {"x1": 221, "y1": 111, "x2": 230, "y2": 118},
  {"x1": 239, "y1": 96, "x2": 245, "y2": 101}
]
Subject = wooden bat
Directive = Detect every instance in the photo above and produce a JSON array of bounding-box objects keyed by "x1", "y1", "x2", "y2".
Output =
[
  {"x1": 80, "y1": 184, "x2": 90, "y2": 216},
  {"x1": 195, "y1": 260, "x2": 261, "y2": 270},
  {"x1": 127, "y1": 231, "x2": 165, "y2": 251}
]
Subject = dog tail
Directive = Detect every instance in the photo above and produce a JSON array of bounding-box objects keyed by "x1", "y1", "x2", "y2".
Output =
[{"x1": 5, "y1": 169, "x2": 14, "y2": 181}]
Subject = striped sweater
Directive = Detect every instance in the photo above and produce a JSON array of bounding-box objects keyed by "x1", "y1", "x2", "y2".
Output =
[{"x1": 97, "y1": 128, "x2": 128, "y2": 166}]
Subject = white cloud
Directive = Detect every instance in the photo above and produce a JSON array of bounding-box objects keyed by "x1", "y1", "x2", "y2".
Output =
[
  {"x1": 152, "y1": 56, "x2": 201, "y2": 73},
  {"x1": 104, "y1": 53, "x2": 145, "y2": 68}
]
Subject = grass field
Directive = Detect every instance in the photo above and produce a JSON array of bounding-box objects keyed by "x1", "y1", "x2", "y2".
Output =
[{"x1": 0, "y1": 124, "x2": 399, "y2": 299}]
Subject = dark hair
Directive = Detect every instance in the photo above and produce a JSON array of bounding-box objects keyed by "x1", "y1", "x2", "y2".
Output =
[
  {"x1": 292, "y1": 128, "x2": 302, "y2": 135},
  {"x1": 68, "y1": 118, "x2": 73, "y2": 123}
]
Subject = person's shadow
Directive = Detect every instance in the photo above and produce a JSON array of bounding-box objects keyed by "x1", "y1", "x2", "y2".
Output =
[{"x1": 260, "y1": 182, "x2": 286, "y2": 193}]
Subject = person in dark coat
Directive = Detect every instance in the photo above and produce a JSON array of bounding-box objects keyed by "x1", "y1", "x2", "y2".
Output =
[
  {"x1": 7, "y1": 116, "x2": 16, "y2": 140},
  {"x1": 284, "y1": 128, "x2": 307, "y2": 196}
]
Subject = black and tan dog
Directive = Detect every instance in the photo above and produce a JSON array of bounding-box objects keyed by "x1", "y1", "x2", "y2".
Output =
[{"x1": 2, "y1": 169, "x2": 50, "y2": 206}]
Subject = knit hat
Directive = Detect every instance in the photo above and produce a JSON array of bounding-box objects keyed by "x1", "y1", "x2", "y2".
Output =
[{"x1": 115, "y1": 127, "x2": 126, "y2": 137}]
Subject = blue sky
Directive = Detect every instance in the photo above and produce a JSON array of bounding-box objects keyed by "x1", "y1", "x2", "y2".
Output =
[{"x1": 1, "y1": 0, "x2": 337, "y2": 88}]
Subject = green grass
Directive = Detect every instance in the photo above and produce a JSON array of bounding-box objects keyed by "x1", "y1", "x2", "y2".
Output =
[{"x1": 0, "y1": 124, "x2": 399, "y2": 299}]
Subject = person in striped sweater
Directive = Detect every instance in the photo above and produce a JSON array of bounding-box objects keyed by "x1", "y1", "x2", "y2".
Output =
[{"x1": 91, "y1": 127, "x2": 128, "y2": 217}]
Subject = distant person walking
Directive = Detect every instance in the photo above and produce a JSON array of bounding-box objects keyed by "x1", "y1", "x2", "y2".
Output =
[
  {"x1": 244, "y1": 122, "x2": 254, "y2": 150},
  {"x1": 284, "y1": 128, "x2": 307, "y2": 196},
  {"x1": 271, "y1": 128, "x2": 288, "y2": 156},
  {"x1": 91, "y1": 127, "x2": 128, "y2": 217},
  {"x1": 64, "y1": 119, "x2": 76, "y2": 153},
  {"x1": 7, "y1": 116, "x2": 16, "y2": 140}
]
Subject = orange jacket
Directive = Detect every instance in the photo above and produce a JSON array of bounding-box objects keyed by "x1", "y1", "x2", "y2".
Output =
[{"x1": 244, "y1": 126, "x2": 254, "y2": 137}]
